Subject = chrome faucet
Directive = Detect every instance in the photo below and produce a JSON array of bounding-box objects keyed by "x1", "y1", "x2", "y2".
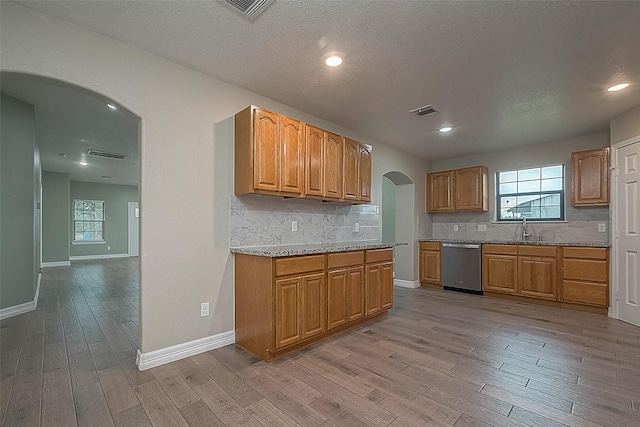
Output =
[{"x1": 522, "y1": 217, "x2": 531, "y2": 240}]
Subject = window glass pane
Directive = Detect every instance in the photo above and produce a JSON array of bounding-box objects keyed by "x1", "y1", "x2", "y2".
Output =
[
  {"x1": 527, "y1": 207, "x2": 541, "y2": 218},
  {"x1": 516, "y1": 195, "x2": 540, "y2": 206},
  {"x1": 540, "y1": 193, "x2": 561, "y2": 206},
  {"x1": 498, "y1": 171, "x2": 517, "y2": 183},
  {"x1": 96, "y1": 222, "x2": 103, "y2": 232},
  {"x1": 541, "y1": 178, "x2": 563, "y2": 191},
  {"x1": 542, "y1": 165, "x2": 563, "y2": 179},
  {"x1": 499, "y1": 208, "x2": 515, "y2": 219},
  {"x1": 500, "y1": 196, "x2": 517, "y2": 209},
  {"x1": 541, "y1": 206, "x2": 561, "y2": 218},
  {"x1": 499, "y1": 182, "x2": 517, "y2": 194},
  {"x1": 95, "y1": 231, "x2": 103, "y2": 240},
  {"x1": 518, "y1": 168, "x2": 540, "y2": 181},
  {"x1": 518, "y1": 180, "x2": 540, "y2": 193}
]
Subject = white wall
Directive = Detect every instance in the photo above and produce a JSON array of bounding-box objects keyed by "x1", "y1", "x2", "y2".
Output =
[
  {"x1": 611, "y1": 106, "x2": 640, "y2": 146},
  {"x1": 0, "y1": 2, "x2": 430, "y2": 354}
]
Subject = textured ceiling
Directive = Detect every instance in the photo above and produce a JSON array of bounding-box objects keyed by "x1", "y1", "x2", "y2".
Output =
[{"x1": 7, "y1": 0, "x2": 640, "y2": 168}]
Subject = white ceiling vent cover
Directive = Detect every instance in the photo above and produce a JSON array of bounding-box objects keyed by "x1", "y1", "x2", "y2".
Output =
[
  {"x1": 410, "y1": 105, "x2": 440, "y2": 117},
  {"x1": 88, "y1": 149, "x2": 127, "y2": 160},
  {"x1": 220, "y1": 0, "x2": 275, "y2": 20}
]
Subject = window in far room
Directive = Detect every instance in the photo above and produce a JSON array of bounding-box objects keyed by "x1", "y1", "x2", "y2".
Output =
[
  {"x1": 496, "y1": 165, "x2": 564, "y2": 221},
  {"x1": 73, "y1": 199, "x2": 105, "y2": 241}
]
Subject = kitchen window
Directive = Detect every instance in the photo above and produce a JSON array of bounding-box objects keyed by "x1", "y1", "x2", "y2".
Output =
[
  {"x1": 496, "y1": 165, "x2": 564, "y2": 221},
  {"x1": 73, "y1": 199, "x2": 105, "y2": 242}
]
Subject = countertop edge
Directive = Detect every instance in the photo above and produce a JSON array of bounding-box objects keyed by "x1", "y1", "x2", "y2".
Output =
[
  {"x1": 419, "y1": 239, "x2": 611, "y2": 248},
  {"x1": 230, "y1": 241, "x2": 408, "y2": 257}
]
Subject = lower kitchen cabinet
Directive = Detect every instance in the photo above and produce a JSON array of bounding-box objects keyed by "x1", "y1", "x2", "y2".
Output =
[
  {"x1": 561, "y1": 247, "x2": 609, "y2": 307},
  {"x1": 517, "y1": 246, "x2": 558, "y2": 300},
  {"x1": 482, "y1": 245, "x2": 518, "y2": 294},
  {"x1": 235, "y1": 248, "x2": 393, "y2": 361},
  {"x1": 419, "y1": 241, "x2": 441, "y2": 286}
]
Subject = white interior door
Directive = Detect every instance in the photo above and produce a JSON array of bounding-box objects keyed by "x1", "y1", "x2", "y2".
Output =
[
  {"x1": 128, "y1": 202, "x2": 139, "y2": 257},
  {"x1": 615, "y1": 141, "x2": 640, "y2": 327}
]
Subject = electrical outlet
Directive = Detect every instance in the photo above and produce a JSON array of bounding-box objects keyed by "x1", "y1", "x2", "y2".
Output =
[
  {"x1": 478, "y1": 224, "x2": 487, "y2": 232},
  {"x1": 453, "y1": 225, "x2": 459, "y2": 232},
  {"x1": 107, "y1": 246, "x2": 111, "y2": 250},
  {"x1": 354, "y1": 223, "x2": 360, "y2": 232},
  {"x1": 201, "y1": 302, "x2": 209, "y2": 317},
  {"x1": 291, "y1": 221, "x2": 297, "y2": 232},
  {"x1": 598, "y1": 223, "x2": 606, "y2": 233}
]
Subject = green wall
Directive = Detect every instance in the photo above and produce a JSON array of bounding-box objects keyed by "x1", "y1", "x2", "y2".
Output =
[
  {"x1": 42, "y1": 171, "x2": 70, "y2": 263},
  {"x1": 381, "y1": 176, "x2": 396, "y2": 242},
  {"x1": 70, "y1": 181, "x2": 138, "y2": 257},
  {"x1": 0, "y1": 93, "x2": 40, "y2": 309}
]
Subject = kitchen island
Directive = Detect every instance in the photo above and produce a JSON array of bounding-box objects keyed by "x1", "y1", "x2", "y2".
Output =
[{"x1": 231, "y1": 241, "x2": 406, "y2": 361}]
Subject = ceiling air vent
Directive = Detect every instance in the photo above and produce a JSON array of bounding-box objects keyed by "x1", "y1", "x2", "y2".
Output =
[
  {"x1": 88, "y1": 149, "x2": 126, "y2": 160},
  {"x1": 410, "y1": 105, "x2": 440, "y2": 117},
  {"x1": 219, "y1": 0, "x2": 275, "y2": 20}
]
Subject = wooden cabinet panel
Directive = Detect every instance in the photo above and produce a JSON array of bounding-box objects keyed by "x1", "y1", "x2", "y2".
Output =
[
  {"x1": 571, "y1": 148, "x2": 610, "y2": 206},
  {"x1": 366, "y1": 248, "x2": 393, "y2": 263},
  {"x1": 517, "y1": 245, "x2": 558, "y2": 258},
  {"x1": 275, "y1": 277, "x2": 301, "y2": 349},
  {"x1": 454, "y1": 166, "x2": 488, "y2": 211},
  {"x1": 328, "y1": 251, "x2": 364, "y2": 269},
  {"x1": 359, "y1": 145, "x2": 372, "y2": 202},
  {"x1": 253, "y1": 108, "x2": 280, "y2": 192},
  {"x1": 483, "y1": 254, "x2": 518, "y2": 294},
  {"x1": 562, "y1": 281, "x2": 608, "y2": 306},
  {"x1": 324, "y1": 132, "x2": 343, "y2": 199},
  {"x1": 562, "y1": 247, "x2": 607, "y2": 260},
  {"x1": 420, "y1": 249, "x2": 441, "y2": 284},
  {"x1": 381, "y1": 262, "x2": 394, "y2": 310},
  {"x1": 280, "y1": 116, "x2": 304, "y2": 195},
  {"x1": 427, "y1": 171, "x2": 454, "y2": 212},
  {"x1": 518, "y1": 257, "x2": 557, "y2": 300},
  {"x1": 365, "y1": 264, "x2": 382, "y2": 316},
  {"x1": 563, "y1": 259, "x2": 608, "y2": 283},
  {"x1": 301, "y1": 273, "x2": 325, "y2": 339},
  {"x1": 343, "y1": 138, "x2": 359, "y2": 201},
  {"x1": 275, "y1": 255, "x2": 324, "y2": 277},
  {"x1": 305, "y1": 125, "x2": 324, "y2": 197},
  {"x1": 483, "y1": 244, "x2": 517, "y2": 255},
  {"x1": 327, "y1": 269, "x2": 348, "y2": 330},
  {"x1": 347, "y1": 267, "x2": 364, "y2": 321}
]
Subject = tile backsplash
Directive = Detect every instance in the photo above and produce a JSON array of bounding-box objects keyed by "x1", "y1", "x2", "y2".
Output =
[{"x1": 230, "y1": 194, "x2": 380, "y2": 247}]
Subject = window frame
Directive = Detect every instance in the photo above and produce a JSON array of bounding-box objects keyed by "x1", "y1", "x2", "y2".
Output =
[
  {"x1": 72, "y1": 199, "x2": 106, "y2": 243},
  {"x1": 496, "y1": 164, "x2": 565, "y2": 222}
]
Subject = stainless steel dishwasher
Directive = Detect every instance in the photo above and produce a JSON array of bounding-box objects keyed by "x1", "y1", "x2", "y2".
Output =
[{"x1": 441, "y1": 243, "x2": 482, "y2": 294}]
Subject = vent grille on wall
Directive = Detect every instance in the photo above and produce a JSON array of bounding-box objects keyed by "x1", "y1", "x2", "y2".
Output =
[
  {"x1": 220, "y1": 0, "x2": 275, "y2": 20},
  {"x1": 88, "y1": 149, "x2": 126, "y2": 160},
  {"x1": 410, "y1": 105, "x2": 440, "y2": 117}
]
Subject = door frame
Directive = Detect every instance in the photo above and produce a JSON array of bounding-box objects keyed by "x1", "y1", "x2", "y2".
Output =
[
  {"x1": 610, "y1": 136, "x2": 640, "y2": 320},
  {"x1": 128, "y1": 201, "x2": 139, "y2": 257}
]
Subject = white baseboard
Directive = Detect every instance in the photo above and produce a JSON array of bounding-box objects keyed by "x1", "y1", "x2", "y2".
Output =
[
  {"x1": 0, "y1": 272, "x2": 41, "y2": 320},
  {"x1": 136, "y1": 330, "x2": 235, "y2": 371},
  {"x1": 70, "y1": 253, "x2": 129, "y2": 261},
  {"x1": 42, "y1": 261, "x2": 70, "y2": 267},
  {"x1": 394, "y1": 279, "x2": 421, "y2": 289}
]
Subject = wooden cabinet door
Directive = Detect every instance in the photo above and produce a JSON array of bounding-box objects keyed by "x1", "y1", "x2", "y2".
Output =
[
  {"x1": 275, "y1": 277, "x2": 301, "y2": 349},
  {"x1": 324, "y1": 132, "x2": 343, "y2": 199},
  {"x1": 454, "y1": 166, "x2": 487, "y2": 211},
  {"x1": 571, "y1": 148, "x2": 610, "y2": 206},
  {"x1": 365, "y1": 264, "x2": 382, "y2": 316},
  {"x1": 482, "y1": 254, "x2": 518, "y2": 294},
  {"x1": 327, "y1": 269, "x2": 348, "y2": 330},
  {"x1": 420, "y1": 250, "x2": 441, "y2": 284},
  {"x1": 305, "y1": 125, "x2": 324, "y2": 197},
  {"x1": 380, "y1": 262, "x2": 394, "y2": 309},
  {"x1": 358, "y1": 145, "x2": 372, "y2": 202},
  {"x1": 347, "y1": 266, "x2": 364, "y2": 321},
  {"x1": 427, "y1": 171, "x2": 454, "y2": 212},
  {"x1": 253, "y1": 108, "x2": 280, "y2": 192},
  {"x1": 343, "y1": 138, "x2": 360, "y2": 200},
  {"x1": 518, "y1": 257, "x2": 558, "y2": 300},
  {"x1": 301, "y1": 273, "x2": 325, "y2": 339},
  {"x1": 280, "y1": 116, "x2": 304, "y2": 195}
]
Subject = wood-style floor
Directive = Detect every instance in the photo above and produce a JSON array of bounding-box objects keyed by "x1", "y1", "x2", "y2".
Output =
[{"x1": 2, "y1": 259, "x2": 640, "y2": 426}]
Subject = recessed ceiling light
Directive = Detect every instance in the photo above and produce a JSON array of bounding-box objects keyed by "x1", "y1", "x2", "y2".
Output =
[
  {"x1": 607, "y1": 83, "x2": 630, "y2": 92},
  {"x1": 107, "y1": 103, "x2": 117, "y2": 110},
  {"x1": 439, "y1": 126, "x2": 453, "y2": 133},
  {"x1": 79, "y1": 161, "x2": 88, "y2": 166},
  {"x1": 323, "y1": 52, "x2": 344, "y2": 67},
  {"x1": 101, "y1": 175, "x2": 112, "y2": 179},
  {"x1": 58, "y1": 153, "x2": 66, "y2": 158}
]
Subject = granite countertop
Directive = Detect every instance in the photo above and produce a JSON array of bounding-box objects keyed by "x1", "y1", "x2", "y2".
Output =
[
  {"x1": 419, "y1": 238, "x2": 611, "y2": 248},
  {"x1": 230, "y1": 241, "x2": 408, "y2": 257}
]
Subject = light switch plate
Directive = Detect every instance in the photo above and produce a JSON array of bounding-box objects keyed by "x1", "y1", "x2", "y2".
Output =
[
  {"x1": 354, "y1": 223, "x2": 360, "y2": 232},
  {"x1": 598, "y1": 223, "x2": 606, "y2": 233},
  {"x1": 201, "y1": 302, "x2": 209, "y2": 317},
  {"x1": 478, "y1": 224, "x2": 487, "y2": 232},
  {"x1": 453, "y1": 225, "x2": 459, "y2": 232},
  {"x1": 292, "y1": 221, "x2": 297, "y2": 232}
]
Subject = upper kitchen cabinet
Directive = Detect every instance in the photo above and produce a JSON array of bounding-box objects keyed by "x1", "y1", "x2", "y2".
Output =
[
  {"x1": 343, "y1": 138, "x2": 360, "y2": 201},
  {"x1": 324, "y1": 131, "x2": 344, "y2": 200},
  {"x1": 571, "y1": 148, "x2": 610, "y2": 206},
  {"x1": 427, "y1": 170, "x2": 454, "y2": 212},
  {"x1": 305, "y1": 125, "x2": 325, "y2": 197},
  {"x1": 427, "y1": 165, "x2": 488, "y2": 213},
  {"x1": 235, "y1": 105, "x2": 304, "y2": 196},
  {"x1": 358, "y1": 144, "x2": 372, "y2": 202},
  {"x1": 454, "y1": 166, "x2": 488, "y2": 211}
]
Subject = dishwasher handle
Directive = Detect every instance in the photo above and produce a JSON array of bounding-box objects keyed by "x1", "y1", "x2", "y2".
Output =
[{"x1": 442, "y1": 243, "x2": 480, "y2": 249}]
